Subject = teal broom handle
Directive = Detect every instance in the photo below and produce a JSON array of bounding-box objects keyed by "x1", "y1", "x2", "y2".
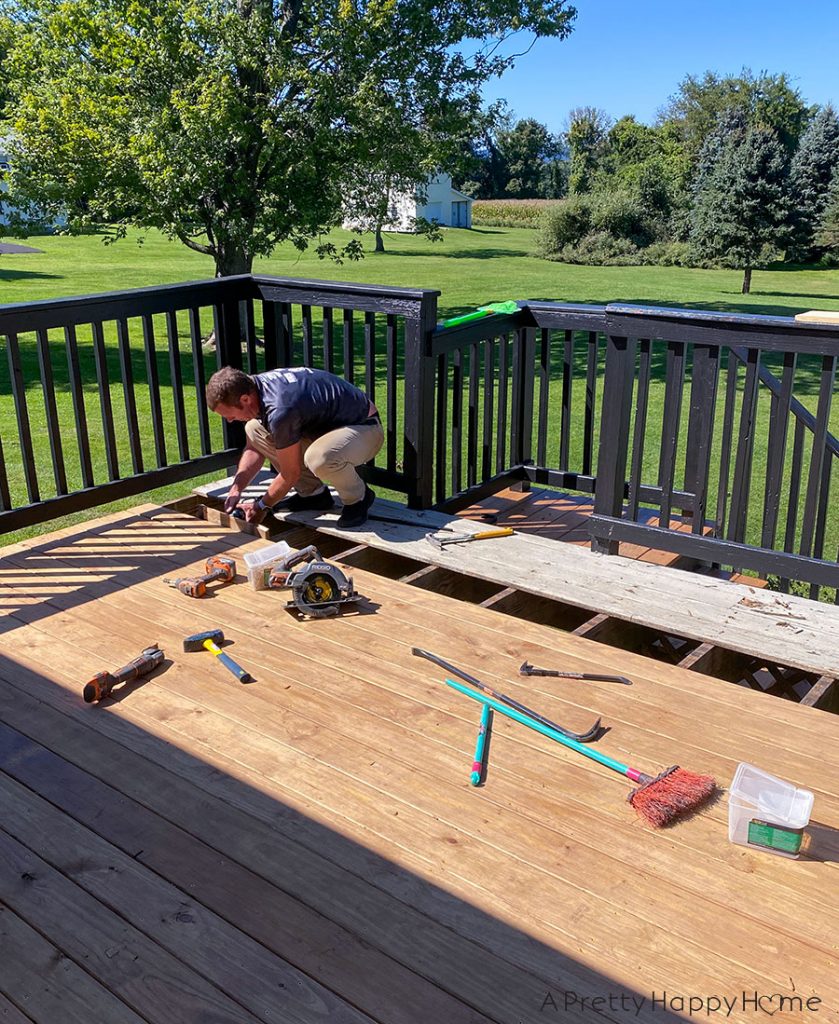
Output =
[{"x1": 446, "y1": 679, "x2": 633, "y2": 779}]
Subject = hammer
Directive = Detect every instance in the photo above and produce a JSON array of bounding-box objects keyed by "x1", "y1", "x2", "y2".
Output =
[{"x1": 183, "y1": 629, "x2": 253, "y2": 683}]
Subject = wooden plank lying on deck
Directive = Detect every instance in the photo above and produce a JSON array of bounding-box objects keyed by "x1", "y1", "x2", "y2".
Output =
[
  {"x1": 2, "y1": 504, "x2": 838, "y2": 1024},
  {"x1": 194, "y1": 486, "x2": 839, "y2": 680}
]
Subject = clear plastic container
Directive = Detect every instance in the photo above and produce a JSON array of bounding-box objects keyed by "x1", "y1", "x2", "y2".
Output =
[
  {"x1": 243, "y1": 540, "x2": 293, "y2": 591},
  {"x1": 728, "y1": 763, "x2": 813, "y2": 859}
]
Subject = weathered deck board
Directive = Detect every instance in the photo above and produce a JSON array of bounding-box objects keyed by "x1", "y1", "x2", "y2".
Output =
[
  {"x1": 243, "y1": 497, "x2": 839, "y2": 679},
  {"x1": 2, "y1": 504, "x2": 838, "y2": 1024}
]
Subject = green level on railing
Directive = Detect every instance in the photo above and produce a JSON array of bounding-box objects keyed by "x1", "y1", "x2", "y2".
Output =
[{"x1": 441, "y1": 300, "x2": 519, "y2": 329}]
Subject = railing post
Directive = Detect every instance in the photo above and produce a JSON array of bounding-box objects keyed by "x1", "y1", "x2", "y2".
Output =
[
  {"x1": 684, "y1": 344, "x2": 720, "y2": 531},
  {"x1": 403, "y1": 292, "x2": 439, "y2": 508},
  {"x1": 592, "y1": 334, "x2": 636, "y2": 554},
  {"x1": 214, "y1": 288, "x2": 247, "y2": 450}
]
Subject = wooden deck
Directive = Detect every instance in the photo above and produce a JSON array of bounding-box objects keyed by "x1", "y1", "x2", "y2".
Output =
[{"x1": 2, "y1": 503, "x2": 839, "y2": 1023}]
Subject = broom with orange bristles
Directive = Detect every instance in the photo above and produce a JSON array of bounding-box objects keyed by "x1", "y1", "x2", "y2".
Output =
[{"x1": 445, "y1": 678, "x2": 716, "y2": 827}]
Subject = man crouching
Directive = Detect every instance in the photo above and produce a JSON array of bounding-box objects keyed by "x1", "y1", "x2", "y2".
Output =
[{"x1": 206, "y1": 365, "x2": 383, "y2": 528}]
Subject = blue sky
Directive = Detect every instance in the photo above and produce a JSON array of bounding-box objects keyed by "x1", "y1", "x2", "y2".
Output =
[{"x1": 478, "y1": 0, "x2": 839, "y2": 132}]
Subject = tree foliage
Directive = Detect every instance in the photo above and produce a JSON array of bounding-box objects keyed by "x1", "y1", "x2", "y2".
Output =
[
  {"x1": 566, "y1": 106, "x2": 610, "y2": 194},
  {"x1": 788, "y1": 105, "x2": 839, "y2": 261},
  {"x1": 660, "y1": 70, "x2": 812, "y2": 166},
  {"x1": 816, "y1": 172, "x2": 839, "y2": 252},
  {"x1": 4, "y1": 0, "x2": 576, "y2": 273},
  {"x1": 689, "y1": 109, "x2": 790, "y2": 292}
]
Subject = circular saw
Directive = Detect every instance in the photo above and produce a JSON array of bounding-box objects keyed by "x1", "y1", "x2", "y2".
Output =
[{"x1": 267, "y1": 546, "x2": 361, "y2": 619}]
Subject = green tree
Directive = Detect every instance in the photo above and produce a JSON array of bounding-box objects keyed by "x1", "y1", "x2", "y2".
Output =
[
  {"x1": 0, "y1": 15, "x2": 15, "y2": 119},
  {"x1": 660, "y1": 70, "x2": 812, "y2": 166},
  {"x1": 816, "y1": 172, "x2": 839, "y2": 252},
  {"x1": 498, "y1": 117, "x2": 564, "y2": 198},
  {"x1": 4, "y1": 0, "x2": 576, "y2": 275},
  {"x1": 788, "y1": 105, "x2": 839, "y2": 261},
  {"x1": 566, "y1": 106, "x2": 610, "y2": 194},
  {"x1": 689, "y1": 109, "x2": 790, "y2": 293}
]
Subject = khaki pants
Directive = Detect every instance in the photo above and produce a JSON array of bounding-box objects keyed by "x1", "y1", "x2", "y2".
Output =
[{"x1": 245, "y1": 418, "x2": 384, "y2": 505}]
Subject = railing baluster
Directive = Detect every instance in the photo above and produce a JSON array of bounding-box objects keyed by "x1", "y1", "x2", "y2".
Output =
[
  {"x1": 364, "y1": 312, "x2": 376, "y2": 403},
  {"x1": 559, "y1": 329, "x2": 573, "y2": 471},
  {"x1": 779, "y1": 418, "x2": 806, "y2": 592},
  {"x1": 809, "y1": 454, "x2": 833, "y2": 600},
  {"x1": 5, "y1": 331, "x2": 40, "y2": 503},
  {"x1": 727, "y1": 347, "x2": 761, "y2": 543},
  {"x1": 63, "y1": 324, "x2": 94, "y2": 489},
  {"x1": 36, "y1": 328, "x2": 67, "y2": 495},
  {"x1": 435, "y1": 352, "x2": 449, "y2": 504},
  {"x1": 142, "y1": 314, "x2": 167, "y2": 467},
  {"x1": 166, "y1": 311, "x2": 190, "y2": 462},
  {"x1": 536, "y1": 328, "x2": 550, "y2": 467},
  {"x1": 583, "y1": 331, "x2": 599, "y2": 477},
  {"x1": 627, "y1": 338, "x2": 651, "y2": 520},
  {"x1": 715, "y1": 350, "x2": 740, "y2": 536},
  {"x1": 188, "y1": 309, "x2": 211, "y2": 456},
  {"x1": 482, "y1": 339, "x2": 495, "y2": 482},
  {"x1": 343, "y1": 309, "x2": 354, "y2": 383},
  {"x1": 451, "y1": 348, "x2": 463, "y2": 494},
  {"x1": 280, "y1": 303, "x2": 294, "y2": 365},
  {"x1": 91, "y1": 321, "x2": 119, "y2": 481},
  {"x1": 386, "y1": 314, "x2": 397, "y2": 473},
  {"x1": 684, "y1": 343, "x2": 720, "y2": 533},
  {"x1": 261, "y1": 301, "x2": 280, "y2": 370},
  {"x1": 658, "y1": 340, "x2": 687, "y2": 529},
  {"x1": 799, "y1": 354, "x2": 837, "y2": 558},
  {"x1": 244, "y1": 300, "x2": 258, "y2": 372},
  {"x1": 761, "y1": 350, "x2": 797, "y2": 548},
  {"x1": 0, "y1": 433, "x2": 10, "y2": 510},
  {"x1": 467, "y1": 342, "x2": 479, "y2": 487},
  {"x1": 301, "y1": 304, "x2": 313, "y2": 366},
  {"x1": 116, "y1": 318, "x2": 144, "y2": 474},
  {"x1": 496, "y1": 334, "x2": 509, "y2": 474},
  {"x1": 323, "y1": 307, "x2": 335, "y2": 374}
]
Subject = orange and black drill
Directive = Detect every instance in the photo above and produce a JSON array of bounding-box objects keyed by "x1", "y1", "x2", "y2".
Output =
[
  {"x1": 163, "y1": 555, "x2": 236, "y2": 598},
  {"x1": 83, "y1": 645, "x2": 165, "y2": 703}
]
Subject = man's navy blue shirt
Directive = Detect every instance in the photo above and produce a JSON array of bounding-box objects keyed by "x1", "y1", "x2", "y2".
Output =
[{"x1": 254, "y1": 367, "x2": 371, "y2": 449}]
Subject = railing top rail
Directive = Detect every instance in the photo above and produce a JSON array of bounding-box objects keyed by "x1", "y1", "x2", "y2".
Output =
[
  {"x1": 523, "y1": 301, "x2": 609, "y2": 332},
  {"x1": 252, "y1": 274, "x2": 440, "y2": 303},
  {"x1": 0, "y1": 275, "x2": 252, "y2": 333},
  {"x1": 605, "y1": 303, "x2": 839, "y2": 354}
]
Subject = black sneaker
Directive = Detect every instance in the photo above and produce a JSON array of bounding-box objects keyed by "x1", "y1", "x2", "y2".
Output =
[
  {"x1": 282, "y1": 489, "x2": 335, "y2": 512},
  {"x1": 337, "y1": 486, "x2": 375, "y2": 528}
]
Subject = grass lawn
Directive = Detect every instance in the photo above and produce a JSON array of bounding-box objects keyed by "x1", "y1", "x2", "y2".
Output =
[{"x1": 2, "y1": 225, "x2": 838, "y2": 586}]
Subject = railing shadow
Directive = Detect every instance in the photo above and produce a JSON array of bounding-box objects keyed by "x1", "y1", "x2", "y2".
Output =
[{"x1": 0, "y1": 654, "x2": 690, "y2": 1023}]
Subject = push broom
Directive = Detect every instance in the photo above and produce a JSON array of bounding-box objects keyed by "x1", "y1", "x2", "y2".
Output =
[{"x1": 445, "y1": 678, "x2": 716, "y2": 827}]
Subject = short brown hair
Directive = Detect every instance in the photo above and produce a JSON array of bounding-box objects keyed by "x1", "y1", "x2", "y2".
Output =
[{"x1": 206, "y1": 367, "x2": 256, "y2": 409}]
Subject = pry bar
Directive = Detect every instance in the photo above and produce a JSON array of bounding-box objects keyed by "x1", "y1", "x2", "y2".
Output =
[{"x1": 520, "y1": 661, "x2": 632, "y2": 686}]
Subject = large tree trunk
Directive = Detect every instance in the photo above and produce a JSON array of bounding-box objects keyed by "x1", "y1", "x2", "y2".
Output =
[
  {"x1": 742, "y1": 266, "x2": 752, "y2": 294},
  {"x1": 374, "y1": 223, "x2": 385, "y2": 252},
  {"x1": 215, "y1": 248, "x2": 254, "y2": 278}
]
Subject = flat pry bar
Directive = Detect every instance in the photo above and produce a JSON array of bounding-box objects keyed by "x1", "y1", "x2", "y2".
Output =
[
  {"x1": 412, "y1": 648, "x2": 602, "y2": 743},
  {"x1": 520, "y1": 661, "x2": 632, "y2": 686}
]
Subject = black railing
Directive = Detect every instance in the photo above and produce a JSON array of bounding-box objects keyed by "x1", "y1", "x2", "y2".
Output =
[
  {"x1": 0, "y1": 275, "x2": 439, "y2": 533},
  {"x1": 2, "y1": 276, "x2": 838, "y2": 599}
]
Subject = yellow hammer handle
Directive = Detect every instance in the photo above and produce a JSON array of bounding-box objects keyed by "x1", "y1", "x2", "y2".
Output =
[
  {"x1": 473, "y1": 528, "x2": 514, "y2": 540},
  {"x1": 203, "y1": 639, "x2": 223, "y2": 656}
]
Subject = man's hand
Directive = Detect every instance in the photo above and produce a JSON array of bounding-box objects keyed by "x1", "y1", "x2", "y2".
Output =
[
  {"x1": 223, "y1": 487, "x2": 242, "y2": 514},
  {"x1": 241, "y1": 500, "x2": 268, "y2": 525}
]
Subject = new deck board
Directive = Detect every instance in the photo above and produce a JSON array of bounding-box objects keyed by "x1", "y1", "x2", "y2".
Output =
[{"x1": 2, "y1": 504, "x2": 838, "y2": 1024}]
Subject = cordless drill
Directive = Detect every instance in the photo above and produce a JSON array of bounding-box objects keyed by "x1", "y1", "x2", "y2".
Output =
[{"x1": 164, "y1": 555, "x2": 236, "y2": 598}]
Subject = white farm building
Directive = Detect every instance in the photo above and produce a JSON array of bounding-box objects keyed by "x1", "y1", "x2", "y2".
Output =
[{"x1": 344, "y1": 173, "x2": 473, "y2": 233}]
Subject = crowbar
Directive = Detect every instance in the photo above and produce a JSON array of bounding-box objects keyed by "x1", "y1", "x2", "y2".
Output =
[{"x1": 412, "y1": 648, "x2": 602, "y2": 743}]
